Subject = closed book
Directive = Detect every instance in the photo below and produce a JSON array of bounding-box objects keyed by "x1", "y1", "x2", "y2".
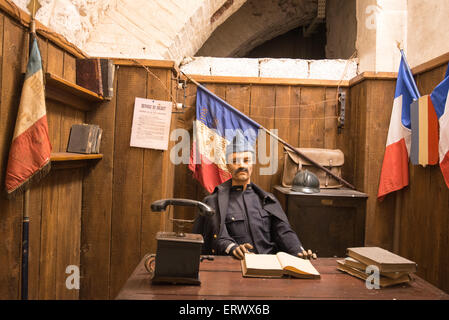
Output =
[
  {"x1": 67, "y1": 124, "x2": 97, "y2": 154},
  {"x1": 347, "y1": 247, "x2": 417, "y2": 273},
  {"x1": 100, "y1": 59, "x2": 115, "y2": 100},
  {"x1": 90, "y1": 125, "x2": 99, "y2": 154},
  {"x1": 95, "y1": 128, "x2": 103, "y2": 153},
  {"x1": 344, "y1": 257, "x2": 409, "y2": 280},
  {"x1": 241, "y1": 252, "x2": 320, "y2": 279},
  {"x1": 76, "y1": 58, "x2": 104, "y2": 96},
  {"x1": 337, "y1": 259, "x2": 411, "y2": 288}
]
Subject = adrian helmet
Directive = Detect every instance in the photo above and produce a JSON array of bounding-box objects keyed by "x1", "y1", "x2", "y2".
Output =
[{"x1": 291, "y1": 170, "x2": 320, "y2": 194}]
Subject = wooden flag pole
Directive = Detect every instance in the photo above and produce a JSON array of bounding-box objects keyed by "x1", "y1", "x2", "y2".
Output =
[
  {"x1": 20, "y1": 0, "x2": 41, "y2": 301},
  {"x1": 181, "y1": 71, "x2": 356, "y2": 190}
]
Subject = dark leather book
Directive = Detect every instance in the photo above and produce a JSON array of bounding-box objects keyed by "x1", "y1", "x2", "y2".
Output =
[
  {"x1": 76, "y1": 59, "x2": 104, "y2": 96},
  {"x1": 100, "y1": 59, "x2": 115, "y2": 100},
  {"x1": 67, "y1": 124, "x2": 98, "y2": 154}
]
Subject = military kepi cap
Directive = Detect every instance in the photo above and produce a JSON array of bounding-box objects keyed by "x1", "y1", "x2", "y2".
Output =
[{"x1": 225, "y1": 130, "x2": 255, "y2": 159}]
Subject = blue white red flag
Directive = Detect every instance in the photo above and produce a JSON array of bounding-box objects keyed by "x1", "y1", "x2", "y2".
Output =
[
  {"x1": 5, "y1": 37, "x2": 52, "y2": 197},
  {"x1": 378, "y1": 50, "x2": 420, "y2": 200},
  {"x1": 189, "y1": 85, "x2": 260, "y2": 193},
  {"x1": 430, "y1": 63, "x2": 449, "y2": 188}
]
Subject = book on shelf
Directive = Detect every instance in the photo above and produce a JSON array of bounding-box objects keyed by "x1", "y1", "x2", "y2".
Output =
[
  {"x1": 241, "y1": 252, "x2": 320, "y2": 279},
  {"x1": 76, "y1": 58, "x2": 103, "y2": 96},
  {"x1": 347, "y1": 247, "x2": 417, "y2": 273},
  {"x1": 337, "y1": 259, "x2": 412, "y2": 288},
  {"x1": 67, "y1": 124, "x2": 102, "y2": 154},
  {"x1": 100, "y1": 59, "x2": 115, "y2": 100},
  {"x1": 76, "y1": 58, "x2": 115, "y2": 99}
]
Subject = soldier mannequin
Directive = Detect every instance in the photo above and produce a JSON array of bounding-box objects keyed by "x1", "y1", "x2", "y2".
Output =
[{"x1": 193, "y1": 131, "x2": 317, "y2": 260}]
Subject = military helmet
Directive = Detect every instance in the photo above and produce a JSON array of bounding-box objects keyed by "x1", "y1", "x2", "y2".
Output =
[{"x1": 291, "y1": 170, "x2": 320, "y2": 194}]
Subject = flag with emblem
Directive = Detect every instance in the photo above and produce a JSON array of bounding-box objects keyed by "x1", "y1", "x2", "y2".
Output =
[
  {"x1": 430, "y1": 63, "x2": 449, "y2": 188},
  {"x1": 189, "y1": 85, "x2": 260, "y2": 193},
  {"x1": 5, "y1": 36, "x2": 52, "y2": 197}
]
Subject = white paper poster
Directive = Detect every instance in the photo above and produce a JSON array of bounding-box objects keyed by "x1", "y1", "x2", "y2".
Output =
[{"x1": 130, "y1": 97, "x2": 173, "y2": 150}]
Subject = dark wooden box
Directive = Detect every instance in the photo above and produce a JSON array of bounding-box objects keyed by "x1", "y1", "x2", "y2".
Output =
[{"x1": 273, "y1": 186, "x2": 368, "y2": 258}]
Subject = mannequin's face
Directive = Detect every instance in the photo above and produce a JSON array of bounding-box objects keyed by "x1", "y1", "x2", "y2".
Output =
[{"x1": 226, "y1": 152, "x2": 254, "y2": 185}]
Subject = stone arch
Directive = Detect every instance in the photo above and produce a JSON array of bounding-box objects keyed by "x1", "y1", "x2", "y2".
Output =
[{"x1": 197, "y1": 0, "x2": 319, "y2": 57}]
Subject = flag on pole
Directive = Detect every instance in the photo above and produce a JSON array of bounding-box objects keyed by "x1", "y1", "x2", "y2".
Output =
[
  {"x1": 5, "y1": 36, "x2": 52, "y2": 197},
  {"x1": 430, "y1": 63, "x2": 449, "y2": 188},
  {"x1": 189, "y1": 85, "x2": 260, "y2": 193},
  {"x1": 377, "y1": 50, "x2": 420, "y2": 200}
]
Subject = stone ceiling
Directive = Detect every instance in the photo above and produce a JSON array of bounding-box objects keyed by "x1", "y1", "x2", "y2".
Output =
[{"x1": 12, "y1": 0, "x2": 318, "y2": 63}]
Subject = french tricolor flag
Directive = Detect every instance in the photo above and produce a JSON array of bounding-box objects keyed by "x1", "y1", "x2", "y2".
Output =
[
  {"x1": 378, "y1": 51, "x2": 420, "y2": 200},
  {"x1": 430, "y1": 63, "x2": 449, "y2": 188},
  {"x1": 5, "y1": 37, "x2": 52, "y2": 197},
  {"x1": 189, "y1": 85, "x2": 260, "y2": 193}
]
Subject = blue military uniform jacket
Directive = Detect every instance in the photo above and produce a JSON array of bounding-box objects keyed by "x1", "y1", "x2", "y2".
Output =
[{"x1": 193, "y1": 179, "x2": 304, "y2": 256}]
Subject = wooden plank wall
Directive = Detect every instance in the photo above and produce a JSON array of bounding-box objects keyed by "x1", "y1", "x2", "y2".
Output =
[
  {"x1": 173, "y1": 80, "x2": 347, "y2": 221},
  {"x1": 81, "y1": 64, "x2": 176, "y2": 299},
  {"x1": 344, "y1": 68, "x2": 449, "y2": 293},
  {"x1": 396, "y1": 63, "x2": 449, "y2": 293},
  {"x1": 0, "y1": 13, "x2": 84, "y2": 299}
]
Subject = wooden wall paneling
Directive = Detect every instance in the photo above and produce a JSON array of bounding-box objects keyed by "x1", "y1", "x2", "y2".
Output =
[
  {"x1": 46, "y1": 43, "x2": 64, "y2": 78},
  {"x1": 50, "y1": 51, "x2": 84, "y2": 300},
  {"x1": 362, "y1": 80, "x2": 396, "y2": 249},
  {"x1": 299, "y1": 87, "x2": 326, "y2": 148},
  {"x1": 352, "y1": 82, "x2": 368, "y2": 191},
  {"x1": 226, "y1": 84, "x2": 251, "y2": 115},
  {"x1": 324, "y1": 87, "x2": 338, "y2": 149},
  {"x1": 173, "y1": 82, "x2": 205, "y2": 223},
  {"x1": 37, "y1": 36, "x2": 47, "y2": 73},
  {"x1": 81, "y1": 66, "x2": 117, "y2": 300},
  {"x1": 62, "y1": 52, "x2": 76, "y2": 83},
  {"x1": 250, "y1": 85, "x2": 275, "y2": 191},
  {"x1": 27, "y1": 181, "x2": 42, "y2": 300},
  {"x1": 38, "y1": 170, "x2": 59, "y2": 299},
  {"x1": 0, "y1": 15, "x2": 26, "y2": 300},
  {"x1": 336, "y1": 83, "x2": 357, "y2": 185},
  {"x1": 55, "y1": 169, "x2": 82, "y2": 300},
  {"x1": 273, "y1": 85, "x2": 298, "y2": 187},
  {"x1": 141, "y1": 67, "x2": 170, "y2": 256},
  {"x1": 109, "y1": 66, "x2": 146, "y2": 298},
  {"x1": 396, "y1": 65, "x2": 449, "y2": 293}
]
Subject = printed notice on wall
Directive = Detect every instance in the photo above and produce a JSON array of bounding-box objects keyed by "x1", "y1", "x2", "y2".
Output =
[{"x1": 130, "y1": 97, "x2": 173, "y2": 150}]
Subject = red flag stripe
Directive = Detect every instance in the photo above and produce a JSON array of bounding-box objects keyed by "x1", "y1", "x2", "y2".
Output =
[
  {"x1": 5, "y1": 115, "x2": 52, "y2": 193},
  {"x1": 377, "y1": 138, "x2": 409, "y2": 200}
]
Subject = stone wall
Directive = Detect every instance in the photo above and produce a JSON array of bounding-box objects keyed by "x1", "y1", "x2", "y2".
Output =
[{"x1": 180, "y1": 56, "x2": 358, "y2": 80}]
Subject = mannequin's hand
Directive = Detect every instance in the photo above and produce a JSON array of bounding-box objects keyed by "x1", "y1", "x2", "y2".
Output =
[
  {"x1": 232, "y1": 243, "x2": 254, "y2": 260},
  {"x1": 297, "y1": 249, "x2": 317, "y2": 260}
]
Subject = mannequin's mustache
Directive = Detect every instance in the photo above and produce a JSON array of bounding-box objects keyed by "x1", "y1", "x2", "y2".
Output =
[{"x1": 235, "y1": 167, "x2": 249, "y2": 174}]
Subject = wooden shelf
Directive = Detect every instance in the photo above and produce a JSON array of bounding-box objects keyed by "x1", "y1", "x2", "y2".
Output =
[
  {"x1": 45, "y1": 72, "x2": 104, "y2": 111},
  {"x1": 50, "y1": 152, "x2": 103, "y2": 169}
]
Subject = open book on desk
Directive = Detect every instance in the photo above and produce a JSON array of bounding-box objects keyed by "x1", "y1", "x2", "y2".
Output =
[{"x1": 241, "y1": 252, "x2": 320, "y2": 279}]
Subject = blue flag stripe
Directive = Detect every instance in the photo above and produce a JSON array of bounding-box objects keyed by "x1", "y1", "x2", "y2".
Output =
[
  {"x1": 395, "y1": 50, "x2": 421, "y2": 129},
  {"x1": 430, "y1": 63, "x2": 449, "y2": 119},
  {"x1": 25, "y1": 37, "x2": 42, "y2": 80},
  {"x1": 196, "y1": 85, "x2": 260, "y2": 143}
]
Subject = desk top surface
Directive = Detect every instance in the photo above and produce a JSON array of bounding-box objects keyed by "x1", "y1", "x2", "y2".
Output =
[{"x1": 116, "y1": 256, "x2": 448, "y2": 300}]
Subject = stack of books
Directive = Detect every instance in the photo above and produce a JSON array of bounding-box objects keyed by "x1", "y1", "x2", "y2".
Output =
[
  {"x1": 67, "y1": 124, "x2": 103, "y2": 154},
  {"x1": 337, "y1": 247, "x2": 417, "y2": 287}
]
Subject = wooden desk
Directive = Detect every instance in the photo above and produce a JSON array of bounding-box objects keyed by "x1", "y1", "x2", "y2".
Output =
[{"x1": 116, "y1": 256, "x2": 449, "y2": 300}]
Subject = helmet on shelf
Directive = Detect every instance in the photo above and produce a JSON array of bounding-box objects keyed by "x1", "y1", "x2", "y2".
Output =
[{"x1": 291, "y1": 170, "x2": 320, "y2": 194}]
